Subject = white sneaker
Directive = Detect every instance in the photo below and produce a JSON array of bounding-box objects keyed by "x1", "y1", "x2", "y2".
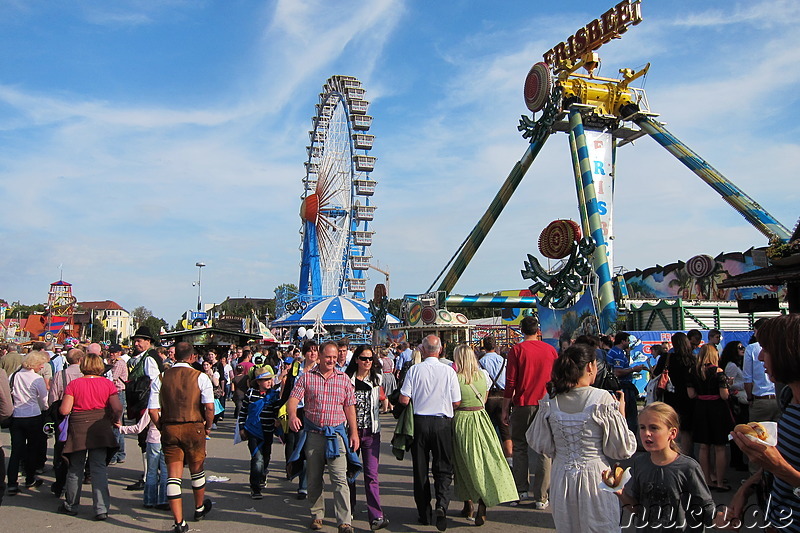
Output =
[
  {"x1": 509, "y1": 491, "x2": 528, "y2": 506},
  {"x1": 534, "y1": 500, "x2": 549, "y2": 510}
]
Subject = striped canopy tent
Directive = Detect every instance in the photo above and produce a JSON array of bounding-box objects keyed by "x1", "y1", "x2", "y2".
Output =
[{"x1": 272, "y1": 296, "x2": 400, "y2": 327}]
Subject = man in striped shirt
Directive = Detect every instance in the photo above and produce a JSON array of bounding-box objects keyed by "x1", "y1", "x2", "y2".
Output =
[{"x1": 287, "y1": 342, "x2": 359, "y2": 533}]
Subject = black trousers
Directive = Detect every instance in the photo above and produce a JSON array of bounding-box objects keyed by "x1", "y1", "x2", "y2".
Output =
[
  {"x1": 621, "y1": 382, "x2": 640, "y2": 435},
  {"x1": 411, "y1": 415, "x2": 454, "y2": 521},
  {"x1": 8, "y1": 415, "x2": 46, "y2": 486},
  {"x1": 53, "y1": 439, "x2": 67, "y2": 492},
  {"x1": 0, "y1": 445, "x2": 5, "y2": 504}
]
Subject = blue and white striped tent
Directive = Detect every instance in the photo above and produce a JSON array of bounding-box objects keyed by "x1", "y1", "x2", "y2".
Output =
[{"x1": 272, "y1": 296, "x2": 400, "y2": 327}]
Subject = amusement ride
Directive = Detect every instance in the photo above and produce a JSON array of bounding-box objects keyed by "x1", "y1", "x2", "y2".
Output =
[
  {"x1": 275, "y1": 75, "x2": 379, "y2": 331},
  {"x1": 421, "y1": 0, "x2": 792, "y2": 334}
]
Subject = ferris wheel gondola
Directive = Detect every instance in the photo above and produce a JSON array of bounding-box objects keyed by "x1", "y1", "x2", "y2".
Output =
[{"x1": 298, "y1": 75, "x2": 377, "y2": 301}]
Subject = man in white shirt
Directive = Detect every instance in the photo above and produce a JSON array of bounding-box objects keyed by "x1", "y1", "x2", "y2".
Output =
[
  {"x1": 478, "y1": 336, "x2": 511, "y2": 457},
  {"x1": 148, "y1": 341, "x2": 215, "y2": 533},
  {"x1": 743, "y1": 318, "x2": 779, "y2": 422},
  {"x1": 399, "y1": 335, "x2": 461, "y2": 532}
]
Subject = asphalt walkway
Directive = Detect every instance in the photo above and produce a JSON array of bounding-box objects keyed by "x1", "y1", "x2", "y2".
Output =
[{"x1": 0, "y1": 413, "x2": 750, "y2": 532}]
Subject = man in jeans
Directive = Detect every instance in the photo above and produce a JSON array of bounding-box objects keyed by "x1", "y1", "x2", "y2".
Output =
[
  {"x1": 287, "y1": 341, "x2": 359, "y2": 533},
  {"x1": 501, "y1": 316, "x2": 557, "y2": 509},
  {"x1": 478, "y1": 336, "x2": 511, "y2": 458},
  {"x1": 108, "y1": 344, "x2": 128, "y2": 464},
  {"x1": 607, "y1": 331, "x2": 646, "y2": 435}
]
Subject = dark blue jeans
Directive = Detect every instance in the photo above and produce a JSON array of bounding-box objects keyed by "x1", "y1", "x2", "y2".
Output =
[{"x1": 247, "y1": 433, "x2": 274, "y2": 490}]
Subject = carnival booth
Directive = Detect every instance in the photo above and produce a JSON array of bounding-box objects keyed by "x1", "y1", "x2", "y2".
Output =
[{"x1": 271, "y1": 295, "x2": 400, "y2": 344}]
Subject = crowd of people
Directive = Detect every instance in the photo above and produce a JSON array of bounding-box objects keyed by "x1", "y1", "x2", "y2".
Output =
[{"x1": 1, "y1": 314, "x2": 799, "y2": 533}]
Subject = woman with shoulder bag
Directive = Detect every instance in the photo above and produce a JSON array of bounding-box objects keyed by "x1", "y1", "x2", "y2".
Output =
[
  {"x1": 452, "y1": 345, "x2": 517, "y2": 526},
  {"x1": 344, "y1": 346, "x2": 388, "y2": 530},
  {"x1": 58, "y1": 353, "x2": 122, "y2": 520},
  {"x1": 720, "y1": 340, "x2": 749, "y2": 471},
  {"x1": 7, "y1": 350, "x2": 50, "y2": 495}
]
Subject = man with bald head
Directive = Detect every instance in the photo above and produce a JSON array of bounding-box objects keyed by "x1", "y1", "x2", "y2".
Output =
[
  {"x1": 49, "y1": 347, "x2": 85, "y2": 496},
  {"x1": 399, "y1": 335, "x2": 461, "y2": 531}
]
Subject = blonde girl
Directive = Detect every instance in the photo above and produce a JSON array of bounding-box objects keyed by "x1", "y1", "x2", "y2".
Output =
[
  {"x1": 617, "y1": 402, "x2": 715, "y2": 530},
  {"x1": 451, "y1": 345, "x2": 516, "y2": 525},
  {"x1": 687, "y1": 344, "x2": 732, "y2": 491}
]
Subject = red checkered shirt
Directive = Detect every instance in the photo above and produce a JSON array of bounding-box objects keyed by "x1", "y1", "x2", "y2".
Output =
[{"x1": 290, "y1": 368, "x2": 355, "y2": 428}]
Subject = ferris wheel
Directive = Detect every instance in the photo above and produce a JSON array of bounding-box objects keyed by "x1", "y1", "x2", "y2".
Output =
[{"x1": 298, "y1": 75, "x2": 377, "y2": 301}]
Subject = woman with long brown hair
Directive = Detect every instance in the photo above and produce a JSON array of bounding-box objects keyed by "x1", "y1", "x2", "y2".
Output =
[
  {"x1": 654, "y1": 332, "x2": 696, "y2": 454},
  {"x1": 529, "y1": 343, "x2": 636, "y2": 532}
]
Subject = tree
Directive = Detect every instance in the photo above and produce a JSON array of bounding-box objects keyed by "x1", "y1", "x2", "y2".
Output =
[
  {"x1": 142, "y1": 316, "x2": 168, "y2": 338},
  {"x1": 132, "y1": 306, "x2": 153, "y2": 324},
  {"x1": 90, "y1": 317, "x2": 105, "y2": 342},
  {"x1": 131, "y1": 306, "x2": 168, "y2": 338},
  {"x1": 9, "y1": 302, "x2": 46, "y2": 319}
]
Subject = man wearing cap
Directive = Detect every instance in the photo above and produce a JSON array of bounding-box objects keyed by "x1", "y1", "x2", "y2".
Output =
[
  {"x1": 287, "y1": 341, "x2": 360, "y2": 533},
  {"x1": 238, "y1": 366, "x2": 282, "y2": 499},
  {"x1": 125, "y1": 327, "x2": 164, "y2": 491},
  {"x1": 148, "y1": 341, "x2": 214, "y2": 533},
  {"x1": 108, "y1": 344, "x2": 128, "y2": 464}
]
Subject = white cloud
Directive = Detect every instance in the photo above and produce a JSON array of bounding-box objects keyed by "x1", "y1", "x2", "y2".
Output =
[{"x1": 673, "y1": 0, "x2": 800, "y2": 28}]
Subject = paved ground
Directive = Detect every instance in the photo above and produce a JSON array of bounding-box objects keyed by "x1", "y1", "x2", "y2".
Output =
[{"x1": 0, "y1": 413, "x2": 749, "y2": 532}]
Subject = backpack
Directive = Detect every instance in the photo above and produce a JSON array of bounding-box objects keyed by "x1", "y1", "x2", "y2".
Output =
[
  {"x1": 125, "y1": 351, "x2": 164, "y2": 419},
  {"x1": 593, "y1": 351, "x2": 621, "y2": 392}
]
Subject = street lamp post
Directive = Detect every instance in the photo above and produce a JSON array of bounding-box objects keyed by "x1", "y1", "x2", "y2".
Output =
[{"x1": 193, "y1": 262, "x2": 206, "y2": 312}]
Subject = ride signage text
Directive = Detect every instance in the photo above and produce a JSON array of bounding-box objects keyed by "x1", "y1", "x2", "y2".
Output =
[{"x1": 543, "y1": 0, "x2": 642, "y2": 66}]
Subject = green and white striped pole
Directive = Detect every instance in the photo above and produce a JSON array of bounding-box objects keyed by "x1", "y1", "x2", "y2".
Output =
[{"x1": 569, "y1": 107, "x2": 617, "y2": 332}]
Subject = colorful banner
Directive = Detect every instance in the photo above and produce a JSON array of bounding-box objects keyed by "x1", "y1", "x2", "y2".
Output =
[
  {"x1": 537, "y1": 290, "x2": 598, "y2": 348},
  {"x1": 584, "y1": 129, "x2": 614, "y2": 270},
  {"x1": 625, "y1": 330, "x2": 753, "y2": 396},
  {"x1": 623, "y1": 249, "x2": 784, "y2": 301}
]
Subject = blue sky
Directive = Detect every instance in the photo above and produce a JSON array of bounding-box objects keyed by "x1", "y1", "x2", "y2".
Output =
[{"x1": 0, "y1": 0, "x2": 797, "y2": 325}]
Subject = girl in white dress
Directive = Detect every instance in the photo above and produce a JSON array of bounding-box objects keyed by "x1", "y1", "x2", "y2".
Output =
[{"x1": 528, "y1": 343, "x2": 637, "y2": 533}]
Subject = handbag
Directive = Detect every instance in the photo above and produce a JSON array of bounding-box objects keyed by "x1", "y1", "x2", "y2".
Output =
[
  {"x1": 213, "y1": 398, "x2": 225, "y2": 415},
  {"x1": 656, "y1": 352, "x2": 675, "y2": 393},
  {"x1": 1, "y1": 369, "x2": 20, "y2": 429},
  {"x1": 57, "y1": 414, "x2": 70, "y2": 442}
]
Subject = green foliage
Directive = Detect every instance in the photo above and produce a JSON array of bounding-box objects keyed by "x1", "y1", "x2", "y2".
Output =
[
  {"x1": 386, "y1": 298, "x2": 402, "y2": 318},
  {"x1": 274, "y1": 283, "x2": 298, "y2": 295},
  {"x1": 7, "y1": 302, "x2": 46, "y2": 318},
  {"x1": 132, "y1": 306, "x2": 153, "y2": 323},
  {"x1": 90, "y1": 318, "x2": 105, "y2": 342},
  {"x1": 217, "y1": 297, "x2": 274, "y2": 320},
  {"x1": 142, "y1": 316, "x2": 168, "y2": 338}
]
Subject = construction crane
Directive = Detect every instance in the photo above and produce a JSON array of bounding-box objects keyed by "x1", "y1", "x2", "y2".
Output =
[{"x1": 369, "y1": 263, "x2": 390, "y2": 298}]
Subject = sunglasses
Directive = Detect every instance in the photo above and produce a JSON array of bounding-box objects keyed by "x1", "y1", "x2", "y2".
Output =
[{"x1": 357, "y1": 356, "x2": 373, "y2": 362}]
